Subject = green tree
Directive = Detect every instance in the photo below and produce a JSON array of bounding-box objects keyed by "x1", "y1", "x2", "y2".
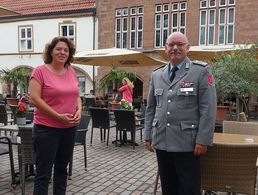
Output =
[
  {"x1": 212, "y1": 44, "x2": 258, "y2": 119},
  {"x1": 98, "y1": 69, "x2": 138, "y2": 91},
  {"x1": 1, "y1": 68, "x2": 30, "y2": 97}
]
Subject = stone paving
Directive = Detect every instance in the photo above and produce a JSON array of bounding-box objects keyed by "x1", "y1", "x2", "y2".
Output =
[{"x1": 0, "y1": 122, "x2": 162, "y2": 195}]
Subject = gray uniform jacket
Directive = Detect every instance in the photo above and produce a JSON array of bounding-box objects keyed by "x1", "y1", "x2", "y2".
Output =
[{"x1": 144, "y1": 58, "x2": 217, "y2": 152}]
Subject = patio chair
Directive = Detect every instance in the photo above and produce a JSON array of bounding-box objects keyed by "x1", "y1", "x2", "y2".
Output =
[
  {"x1": 223, "y1": 120, "x2": 258, "y2": 135},
  {"x1": 113, "y1": 109, "x2": 143, "y2": 150},
  {"x1": 68, "y1": 114, "x2": 90, "y2": 179},
  {"x1": 0, "y1": 136, "x2": 16, "y2": 186},
  {"x1": 0, "y1": 104, "x2": 14, "y2": 127},
  {"x1": 89, "y1": 107, "x2": 116, "y2": 146},
  {"x1": 18, "y1": 125, "x2": 35, "y2": 195},
  {"x1": 201, "y1": 143, "x2": 258, "y2": 195}
]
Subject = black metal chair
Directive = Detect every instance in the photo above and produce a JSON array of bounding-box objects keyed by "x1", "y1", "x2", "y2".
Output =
[
  {"x1": 113, "y1": 109, "x2": 143, "y2": 150},
  {"x1": 89, "y1": 107, "x2": 116, "y2": 146},
  {"x1": 68, "y1": 114, "x2": 91, "y2": 179},
  {"x1": 0, "y1": 136, "x2": 16, "y2": 186}
]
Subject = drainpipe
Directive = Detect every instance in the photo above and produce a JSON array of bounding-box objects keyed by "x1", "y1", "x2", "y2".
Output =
[{"x1": 92, "y1": 8, "x2": 97, "y2": 94}]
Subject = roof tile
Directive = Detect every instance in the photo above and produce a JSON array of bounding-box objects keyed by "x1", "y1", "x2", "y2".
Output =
[{"x1": 0, "y1": 0, "x2": 95, "y2": 15}]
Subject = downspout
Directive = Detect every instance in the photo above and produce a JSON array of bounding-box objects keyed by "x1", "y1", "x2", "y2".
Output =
[{"x1": 92, "y1": 7, "x2": 97, "y2": 94}]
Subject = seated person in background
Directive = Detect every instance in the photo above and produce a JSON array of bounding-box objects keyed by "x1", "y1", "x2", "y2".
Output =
[
  {"x1": 96, "y1": 96, "x2": 107, "y2": 108},
  {"x1": 86, "y1": 90, "x2": 96, "y2": 98},
  {"x1": 112, "y1": 89, "x2": 121, "y2": 102},
  {"x1": 85, "y1": 90, "x2": 97, "y2": 107}
]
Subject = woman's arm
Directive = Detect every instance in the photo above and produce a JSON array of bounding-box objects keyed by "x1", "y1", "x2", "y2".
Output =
[{"x1": 73, "y1": 96, "x2": 82, "y2": 124}]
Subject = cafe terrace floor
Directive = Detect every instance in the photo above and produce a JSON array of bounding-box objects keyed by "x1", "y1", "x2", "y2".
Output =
[{"x1": 0, "y1": 120, "x2": 256, "y2": 195}]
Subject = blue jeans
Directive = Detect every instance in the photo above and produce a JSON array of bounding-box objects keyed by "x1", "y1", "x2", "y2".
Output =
[{"x1": 32, "y1": 124, "x2": 76, "y2": 195}]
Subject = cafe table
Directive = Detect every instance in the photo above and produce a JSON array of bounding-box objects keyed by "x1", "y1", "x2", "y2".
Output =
[{"x1": 213, "y1": 132, "x2": 258, "y2": 145}]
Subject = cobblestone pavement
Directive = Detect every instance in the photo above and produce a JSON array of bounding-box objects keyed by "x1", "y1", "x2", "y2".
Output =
[{"x1": 0, "y1": 122, "x2": 162, "y2": 195}]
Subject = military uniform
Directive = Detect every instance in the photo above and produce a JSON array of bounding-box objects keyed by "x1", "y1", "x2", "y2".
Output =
[
  {"x1": 144, "y1": 58, "x2": 216, "y2": 195},
  {"x1": 144, "y1": 58, "x2": 216, "y2": 151}
]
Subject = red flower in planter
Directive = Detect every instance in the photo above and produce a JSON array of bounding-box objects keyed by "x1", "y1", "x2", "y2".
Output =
[{"x1": 16, "y1": 101, "x2": 27, "y2": 117}]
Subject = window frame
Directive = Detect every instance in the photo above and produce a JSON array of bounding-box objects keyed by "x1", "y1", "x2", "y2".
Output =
[
  {"x1": 18, "y1": 25, "x2": 33, "y2": 52},
  {"x1": 59, "y1": 22, "x2": 76, "y2": 45}
]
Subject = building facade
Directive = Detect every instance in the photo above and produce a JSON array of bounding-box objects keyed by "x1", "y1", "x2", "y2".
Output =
[
  {"x1": 96, "y1": 0, "x2": 258, "y2": 99},
  {"x1": 0, "y1": 0, "x2": 97, "y2": 97}
]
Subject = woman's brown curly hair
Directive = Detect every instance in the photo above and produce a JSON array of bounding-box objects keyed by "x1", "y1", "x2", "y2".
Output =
[{"x1": 43, "y1": 37, "x2": 75, "y2": 66}]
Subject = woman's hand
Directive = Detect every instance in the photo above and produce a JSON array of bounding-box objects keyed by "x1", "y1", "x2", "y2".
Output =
[
  {"x1": 72, "y1": 109, "x2": 82, "y2": 125},
  {"x1": 56, "y1": 113, "x2": 75, "y2": 124}
]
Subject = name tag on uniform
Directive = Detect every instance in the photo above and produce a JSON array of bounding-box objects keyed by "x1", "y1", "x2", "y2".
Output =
[
  {"x1": 180, "y1": 87, "x2": 194, "y2": 92},
  {"x1": 179, "y1": 82, "x2": 194, "y2": 94}
]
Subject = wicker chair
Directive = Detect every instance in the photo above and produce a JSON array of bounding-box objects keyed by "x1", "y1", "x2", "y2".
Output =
[
  {"x1": 0, "y1": 104, "x2": 14, "y2": 127},
  {"x1": 0, "y1": 136, "x2": 16, "y2": 186},
  {"x1": 201, "y1": 143, "x2": 258, "y2": 195},
  {"x1": 18, "y1": 125, "x2": 34, "y2": 195},
  {"x1": 223, "y1": 120, "x2": 258, "y2": 135}
]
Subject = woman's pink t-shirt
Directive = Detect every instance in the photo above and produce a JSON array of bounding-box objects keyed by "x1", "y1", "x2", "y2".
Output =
[
  {"x1": 119, "y1": 84, "x2": 133, "y2": 103},
  {"x1": 31, "y1": 65, "x2": 79, "y2": 128}
]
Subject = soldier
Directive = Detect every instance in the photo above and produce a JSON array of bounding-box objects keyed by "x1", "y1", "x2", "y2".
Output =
[{"x1": 144, "y1": 32, "x2": 216, "y2": 194}]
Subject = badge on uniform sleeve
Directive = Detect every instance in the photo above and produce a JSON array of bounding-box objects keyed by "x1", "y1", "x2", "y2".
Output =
[{"x1": 207, "y1": 74, "x2": 213, "y2": 85}]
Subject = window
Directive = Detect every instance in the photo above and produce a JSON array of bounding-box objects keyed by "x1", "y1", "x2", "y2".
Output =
[
  {"x1": 59, "y1": 23, "x2": 76, "y2": 43},
  {"x1": 199, "y1": 0, "x2": 235, "y2": 45},
  {"x1": 171, "y1": 2, "x2": 187, "y2": 35},
  {"x1": 154, "y1": 2, "x2": 187, "y2": 48},
  {"x1": 199, "y1": 10, "x2": 207, "y2": 45},
  {"x1": 78, "y1": 76, "x2": 86, "y2": 96},
  {"x1": 115, "y1": 6, "x2": 144, "y2": 49},
  {"x1": 18, "y1": 26, "x2": 33, "y2": 52},
  {"x1": 208, "y1": 9, "x2": 216, "y2": 45}
]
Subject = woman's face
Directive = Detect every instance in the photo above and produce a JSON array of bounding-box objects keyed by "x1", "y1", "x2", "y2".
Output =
[
  {"x1": 122, "y1": 79, "x2": 126, "y2": 85},
  {"x1": 51, "y1": 41, "x2": 69, "y2": 65}
]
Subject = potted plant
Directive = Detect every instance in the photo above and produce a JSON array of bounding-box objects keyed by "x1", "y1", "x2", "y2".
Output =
[
  {"x1": 212, "y1": 44, "x2": 258, "y2": 120},
  {"x1": 16, "y1": 101, "x2": 27, "y2": 125},
  {"x1": 1, "y1": 68, "x2": 30, "y2": 103},
  {"x1": 119, "y1": 99, "x2": 133, "y2": 110}
]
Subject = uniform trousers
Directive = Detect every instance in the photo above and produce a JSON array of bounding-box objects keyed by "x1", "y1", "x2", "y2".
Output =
[
  {"x1": 156, "y1": 149, "x2": 201, "y2": 195},
  {"x1": 33, "y1": 124, "x2": 76, "y2": 195}
]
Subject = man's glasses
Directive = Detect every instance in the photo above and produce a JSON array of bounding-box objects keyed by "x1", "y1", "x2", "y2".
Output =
[{"x1": 166, "y1": 42, "x2": 188, "y2": 47}]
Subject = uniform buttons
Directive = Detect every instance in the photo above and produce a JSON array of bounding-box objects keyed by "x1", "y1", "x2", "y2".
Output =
[
  {"x1": 167, "y1": 112, "x2": 170, "y2": 115},
  {"x1": 167, "y1": 123, "x2": 170, "y2": 127},
  {"x1": 191, "y1": 124, "x2": 195, "y2": 128},
  {"x1": 168, "y1": 100, "x2": 171, "y2": 103},
  {"x1": 169, "y1": 89, "x2": 172, "y2": 92}
]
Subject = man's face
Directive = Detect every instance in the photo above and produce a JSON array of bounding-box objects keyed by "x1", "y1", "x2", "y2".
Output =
[{"x1": 165, "y1": 33, "x2": 190, "y2": 65}]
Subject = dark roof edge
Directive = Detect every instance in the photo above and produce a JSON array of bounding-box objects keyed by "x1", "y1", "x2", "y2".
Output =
[{"x1": 0, "y1": 7, "x2": 96, "y2": 21}]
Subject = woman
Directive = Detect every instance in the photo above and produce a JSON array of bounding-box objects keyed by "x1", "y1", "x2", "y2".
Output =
[
  {"x1": 118, "y1": 77, "x2": 134, "y2": 103},
  {"x1": 29, "y1": 37, "x2": 82, "y2": 195}
]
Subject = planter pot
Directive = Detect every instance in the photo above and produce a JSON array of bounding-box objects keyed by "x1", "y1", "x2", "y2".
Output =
[
  {"x1": 109, "y1": 102, "x2": 121, "y2": 110},
  {"x1": 16, "y1": 117, "x2": 26, "y2": 125},
  {"x1": 6, "y1": 98, "x2": 19, "y2": 105},
  {"x1": 216, "y1": 106, "x2": 229, "y2": 121}
]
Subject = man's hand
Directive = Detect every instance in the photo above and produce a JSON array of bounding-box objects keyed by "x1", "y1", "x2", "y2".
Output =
[
  {"x1": 145, "y1": 140, "x2": 154, "y2": 152},
  {"x1": 194, "y1": 144, "x2": 207, "y2": 156}
]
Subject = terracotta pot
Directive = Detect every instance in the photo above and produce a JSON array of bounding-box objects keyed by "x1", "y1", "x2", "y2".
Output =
[
  {"x1": 6, "y1": 98, "x2": 19, "y2": 105},
  {"x1": 216, "y1": 106, "x2": 229, "y2": 121}
]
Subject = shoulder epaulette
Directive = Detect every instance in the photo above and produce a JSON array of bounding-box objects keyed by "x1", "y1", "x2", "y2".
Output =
[
  {"x1": 192, "y1": 60, "x2": 208, "y2": 67},
  {"x1": 153, "y1": 64, "x2": 166, "y2": 72}
]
